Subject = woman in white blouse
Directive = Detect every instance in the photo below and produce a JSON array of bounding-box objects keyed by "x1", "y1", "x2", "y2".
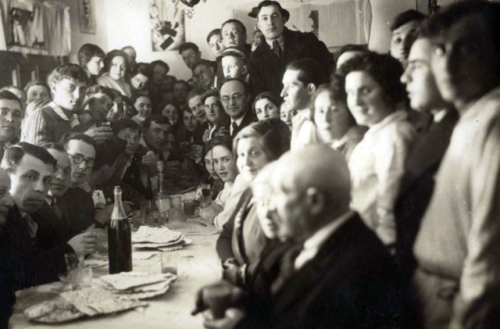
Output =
[
  {"x1": 199, "y1": 136, "x2": 243, "y2": 228},
  {"x1": 339, "y1": 52, "x2": 417, "y2": 246}
]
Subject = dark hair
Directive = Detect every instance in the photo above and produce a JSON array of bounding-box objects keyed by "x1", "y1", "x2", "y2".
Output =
[
  {"x1": 130, "y1": 93, "x2": 151, "y2": 106},
  {"x1": 251, "y1": 0, "x2": 290, "y2": 21},
  {"x1": 192, "y1": 61, "x2": 213, "y2": 73},
  {"x1": 130, "y1": 62, "x2": 152, "y2": 80},
  {"x1": 286, "y1": 59, "x2": 329, "y2": 87},
  {"x1": 187, "y1": 88, "x2": 207, "y2": 104},
  {"x1": 41, "y1": 143, "x2": 66, "y2": 153},
  {"x1": 143, "y1": 115, "x2": 170, "y2": 130},
  {"x1": 24, "y1": 80, "x2": 50, "y2": 94},
  {"x1": 201, "y1": 89, "x2": 219, "y2": 104},
  {"x1": 221, "y1": 78, "x2": 250, "y2": 94},
  {"x1": 337, "y1": 44, "x2": 367, "y2": 58},
  {"x1": 121, "y1": 45, "x2": 135, "y2": 53},
  {"x1": 60, "y1": 132, "x2": 97, "y2": 151},
  {"x1": 422, "y1": 1, "x2": 500, "y2": 50},
  {"x1": 102, "y1": 50, "x2": 128, "y2": 74},
  {"x1": 252, "y1": 91, "x2": 282, "y2": 114},
  {"x1": 48, "y1": 64, "x2": 87, "y2": 86},
  {"x1": 112, "y1": 118, "x2": 142, "y2": 137},
  {"x1": 206, "y1": 28, "x2": 221, "y2": 43},
  {"x1": 203, "y1": 135, "x2": 233, "y2": 160},
  {"x1": 93, "y1": 137, "x2": 126, "y2": 171},
  {"x1": 234, "y1": 118, "x2": 291, "y2": 162},
  {"x1": 391, "y1": 10, "x2": 426, "y2": 31},
  {"x1": 221, "y1": 19, "x2": 247, "y2": 36},
  {"x1": 151, "y1": 60, "x2": 170, "y2": 73},
  {"x1": 338, "y1": 51, "x2": 407, "y2": 107},
  {"x1": 160, "y1": 102, "x2": 182, "y2": 120},
  {"x1": 2, "y1": 142, "x2": 56, "y2": 173},
  {"x1": 174, "y1": 80, "x2": 191, "y2": 90},
  {"x1": 0, "y1": 90, "x2": 22, "y2": 109},
  {"x1": 178, "y1": 42, "x2": 199, "y2": 55},
  {"x1": 78, "y1": 43, "x2": 105, "y2": 67},
  {"x1": 86, "y1": 85, "x2": 115, "y2": 100}
]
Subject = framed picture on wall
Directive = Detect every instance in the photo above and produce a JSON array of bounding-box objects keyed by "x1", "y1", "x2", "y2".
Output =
[
  {"x1": 78, "y1": 0, "x2": 96, "y2": 34},
  {"x1": 150, "y1": 0, "x2": 186, "y2": 52}
]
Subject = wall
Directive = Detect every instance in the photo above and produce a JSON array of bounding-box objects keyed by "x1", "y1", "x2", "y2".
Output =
[
  {"x1": 66, "y1": 0, "x2": 108, "y2": 64},
  {"x1": 68, "y1": 0, "x2": 463, "y2": 79}
]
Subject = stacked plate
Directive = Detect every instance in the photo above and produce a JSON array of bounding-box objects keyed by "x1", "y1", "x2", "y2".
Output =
[
  {"x1": 96, "y1": 271, "x2": 177, "y2": 300},
  {"x1": 132, "y1": 226, "x2": 191, "y2": 250}
]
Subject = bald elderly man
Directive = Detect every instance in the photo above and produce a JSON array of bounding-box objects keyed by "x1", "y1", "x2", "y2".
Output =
[{"x1": 195, "y1": 146, "x2": 412, "y2": 329}]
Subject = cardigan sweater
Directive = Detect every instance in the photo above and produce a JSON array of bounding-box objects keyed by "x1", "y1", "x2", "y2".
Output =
[{"x1": 21, "y1": 105, "x2": 72, "y2": 146}]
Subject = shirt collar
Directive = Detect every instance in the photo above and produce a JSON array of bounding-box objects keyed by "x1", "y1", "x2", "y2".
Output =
[
  {"x1": 266, "y1": 34, "x2": 285, "y2": 49},
  {"x1": 231, "y1": 116, "x2": 244, "y2": 126},
  {"x1": 365, "y1": 110, "x2": 408, "y2": 136},
  {"x1": 302, "y1": 211, "x2": 354, "y2": 253},
  {"x1": 50, "y1": 102, "x2": 72, "y2": 122}
]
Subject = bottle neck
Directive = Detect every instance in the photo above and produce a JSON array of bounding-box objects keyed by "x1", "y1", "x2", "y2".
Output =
[{"x1": 112, "y1": 191, "x2": 127, "y2": 220}]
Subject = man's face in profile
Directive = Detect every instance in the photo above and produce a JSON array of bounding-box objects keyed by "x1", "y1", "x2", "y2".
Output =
[{"x1": 430, "y1": 14, "x2": 500, "y2": 108}]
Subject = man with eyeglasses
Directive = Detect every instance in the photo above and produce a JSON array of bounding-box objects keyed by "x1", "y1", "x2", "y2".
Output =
[
  {"x1": 59, "y1": 133, "x2": 111, "y2": 236},
  {"x1": 219, "y1": 79, "x2": 256, "y2": 137}
]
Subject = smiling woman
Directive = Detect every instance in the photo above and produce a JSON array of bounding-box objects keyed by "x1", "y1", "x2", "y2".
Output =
[{"x1": 97, "y1": 50, "x2": 132, "y2": 98}]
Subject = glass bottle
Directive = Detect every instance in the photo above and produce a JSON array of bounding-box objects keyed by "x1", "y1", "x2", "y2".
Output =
[{"x1": 108, "y1": 186, "x2": 132, "y2": 274}]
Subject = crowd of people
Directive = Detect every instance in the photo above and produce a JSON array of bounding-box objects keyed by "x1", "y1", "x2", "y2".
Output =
[{"x1": 1, "y1": 0, "x2": 499, "y2": 328}]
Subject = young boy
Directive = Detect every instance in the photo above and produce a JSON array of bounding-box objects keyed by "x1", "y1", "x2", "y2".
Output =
[
  {"x1": 21, "y1": 64, "x2": 87, "y2": 146},
  {"x1": 220, "y1": 48, "x2": 263, "y2": 97}
]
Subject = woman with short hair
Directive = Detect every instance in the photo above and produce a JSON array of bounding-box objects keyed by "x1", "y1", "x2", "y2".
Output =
[
  {"x1": 340, "y1": 51, "x2": 417, "y2": 246},
  {"x1": 97, "y1": 50, "x2": 132, "y2": 98}
]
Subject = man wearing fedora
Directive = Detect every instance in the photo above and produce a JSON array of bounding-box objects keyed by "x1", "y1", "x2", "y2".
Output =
[{"x1": 249, "y1": 1, "x2": 334, "y2": 97}]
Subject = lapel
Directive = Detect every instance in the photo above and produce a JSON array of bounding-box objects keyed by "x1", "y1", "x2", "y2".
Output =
[
  {"x1": 404, "y1": 110, "x2": 459, "y2": 186},
  {"x1": 252, "y1": 40, "x2": 282, "y2": 72},
  {"x1": 271, "y1": 213, "x2": 363, "y2": 313},
  {"x1": 230, "y1": 189, "x2": 254, "y2": 265}
]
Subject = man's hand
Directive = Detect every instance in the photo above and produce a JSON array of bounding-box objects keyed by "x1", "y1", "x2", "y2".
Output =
[
  {"x1": 203, "y1": 308, "x2": 246, "y2": 329},
  {"x1": 85, "y1": 126, "x2": 113, "y2": 143},
  {"x1": 95, "y1": 202, "x2": 133, "y2": 224},
  {"x1": 142, "y1": 151, "x2": 158, "y2": 171},
  {"x1": 215, "y1": 127, "x2": 228, "y2": 137},
  {"x1": 192, "y1": 281, "x2": 246, "y2": 317},
  {"x1": 192, "y1": 145, "x2": 203, "y2": 160},
  {"x1": 68, "y1": 232, "x2": 97, "y2": 256}
]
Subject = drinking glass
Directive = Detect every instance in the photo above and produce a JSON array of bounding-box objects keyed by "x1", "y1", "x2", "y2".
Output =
[
  {"x1": 64, "y1": 253, "x2": 92, "y2": 289},
  {"x1": 132, "y1": 209, "x2": 142, "y2": 228},
  {"x1": 160, "y1": 252, "x2": 178, "y2": 275}
]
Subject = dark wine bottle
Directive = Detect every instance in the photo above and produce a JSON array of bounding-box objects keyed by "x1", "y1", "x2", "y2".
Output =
[{"x1": 108, "y1": 186, "x2": 132, "y2": 274}]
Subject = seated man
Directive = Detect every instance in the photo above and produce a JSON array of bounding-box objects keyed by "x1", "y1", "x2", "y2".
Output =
[
  {"x1": 201, "y1": 89, "x2": 230, "y2": 141},
  {"x1": 58, "y1": 133, "x2": 109, "y2": 235},
  {"x1": 173, "y1": 80, "x2": 191, "y2": 108},
  {"x1": 34, "y1": 143, "x2": 97, "y2": 256},
  {"x1": 21, "y1": 64, "x2": 87, "y2": 145},
  {"x1": 113, "y1": 118, "x2": 154, "y2": 200},
  {"x1": 179, "y1": 42, "x2": 217, "y2": 74},
  {"x1": 0, "y1": 144, "x2": 98, "y2": 327},
  {"x1": 193, "y1": 62, "x2": 215, "y2": 90},
  {"x1": 196, "y1": 146, "x2": 411, "y2": 329},
  {"x1": 0, "y1": 91, "x2": 24, "y2": 160},
  {"x1": 75, "y1": 85, "x2": 115, "y2": 133},
  {"x1": 187, "y1": 88, "x2": 209, "y2": 126},
  {"x1": 21, "y1": 64, "x2": 113, "y2": 146},
  {"x1": 220, "y1": 79, "x2": 256, "y2": 137}
]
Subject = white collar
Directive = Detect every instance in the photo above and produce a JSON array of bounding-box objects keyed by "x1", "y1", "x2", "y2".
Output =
[
  {"x1": 265, "y1": 34, "x2": 285, "y2": 49},
  {"x1": 231, "y1": 116, "x2": 244, "y2": 126}
]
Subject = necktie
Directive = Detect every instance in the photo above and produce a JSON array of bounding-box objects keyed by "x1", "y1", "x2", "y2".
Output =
[
  {"x1": 271, "y1": 245, "x2": 302, "y2": 294},
  {"x1": 52, "y1": 199, "x2": 63, "y2": 220},
  {"x1": 272, "y1": 40, "x2": 282, "y2": 59},
  {"x1": 231, "y1": 122, "x2": 239, "y2": 137},
  {"x1": 24, "y1": 213, "x2": 38, "y2": 239}
]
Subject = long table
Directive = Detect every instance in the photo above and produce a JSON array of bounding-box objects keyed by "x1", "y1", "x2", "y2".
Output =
[{"x1": 10, "y1": 221, "x2": 221, "y2": 329}]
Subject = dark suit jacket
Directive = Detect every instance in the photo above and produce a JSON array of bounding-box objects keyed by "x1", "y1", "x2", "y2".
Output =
[
  {"x1": 231, "y1": 110, "x2": 256, "y2": 138},
  {"x1": 33, "y1": 201, "x2": 74, "y2": 249},
  {"x1": 249, "y1": 28, "x2": 334, "y2": 97},
  {"x1": 59, "y1": 187, "x2": 96, "y2": 237},
  {"x1": 239, "y1": 213, "x2": 414, "y2": 329},
  {"x1": 0, "y1": 206, "x2": 69, "y2": 328},
  {"x1": 395, "y1": 110, "x2": 458, "y2": 278},
  {"x1": 216, "y1": 189, "x2": 268, "y2": 266}
]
